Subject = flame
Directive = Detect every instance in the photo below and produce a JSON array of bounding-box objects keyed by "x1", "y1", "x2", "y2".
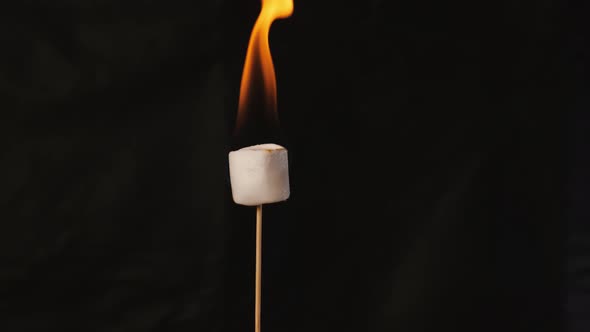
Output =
[{"x1": 235, "y1": 0, "x2": 294, "y2": 133}]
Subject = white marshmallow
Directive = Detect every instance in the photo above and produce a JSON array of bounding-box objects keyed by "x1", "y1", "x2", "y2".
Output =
[{"x1": 228, "y1": 143, "x2": 290, "y2": 206}]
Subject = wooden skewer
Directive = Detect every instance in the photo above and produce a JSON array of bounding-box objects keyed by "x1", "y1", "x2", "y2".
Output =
[{"x1": 255, "y1": 205, "x2": 263, "y2": 332}]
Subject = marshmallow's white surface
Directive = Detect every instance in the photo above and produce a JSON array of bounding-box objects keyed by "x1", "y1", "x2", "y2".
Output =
[{"x1": 229, "y1": 144, "x2": 290, "y2": 206}]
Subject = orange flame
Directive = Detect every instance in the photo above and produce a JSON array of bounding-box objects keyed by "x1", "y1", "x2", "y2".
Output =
[{"x1": 235, "y1": 0, "x2": 294, "y2": 133}]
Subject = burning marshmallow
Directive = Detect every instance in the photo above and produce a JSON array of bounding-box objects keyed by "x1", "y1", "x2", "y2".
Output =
[{"x1": 229, "y1": 144, "x2": 290, "y2": 206}]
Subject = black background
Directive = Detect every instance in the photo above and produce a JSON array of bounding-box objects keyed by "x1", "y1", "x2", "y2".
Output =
[{"x1": 0, "y1": 0, "x2": 584, "y2": 331}]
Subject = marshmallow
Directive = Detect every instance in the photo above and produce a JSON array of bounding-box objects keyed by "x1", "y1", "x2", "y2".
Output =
[{"x1": 229, "y1": 143, "x2": 290, "y2": 206}]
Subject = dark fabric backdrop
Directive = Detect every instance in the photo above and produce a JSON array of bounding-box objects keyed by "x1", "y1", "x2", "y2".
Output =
[
  {"x1": 0, "y1": 0, "x2": 581, "y2": 331},
  {"x1": 566, "y1": 0, "x2": 589, "y2": 329}
]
